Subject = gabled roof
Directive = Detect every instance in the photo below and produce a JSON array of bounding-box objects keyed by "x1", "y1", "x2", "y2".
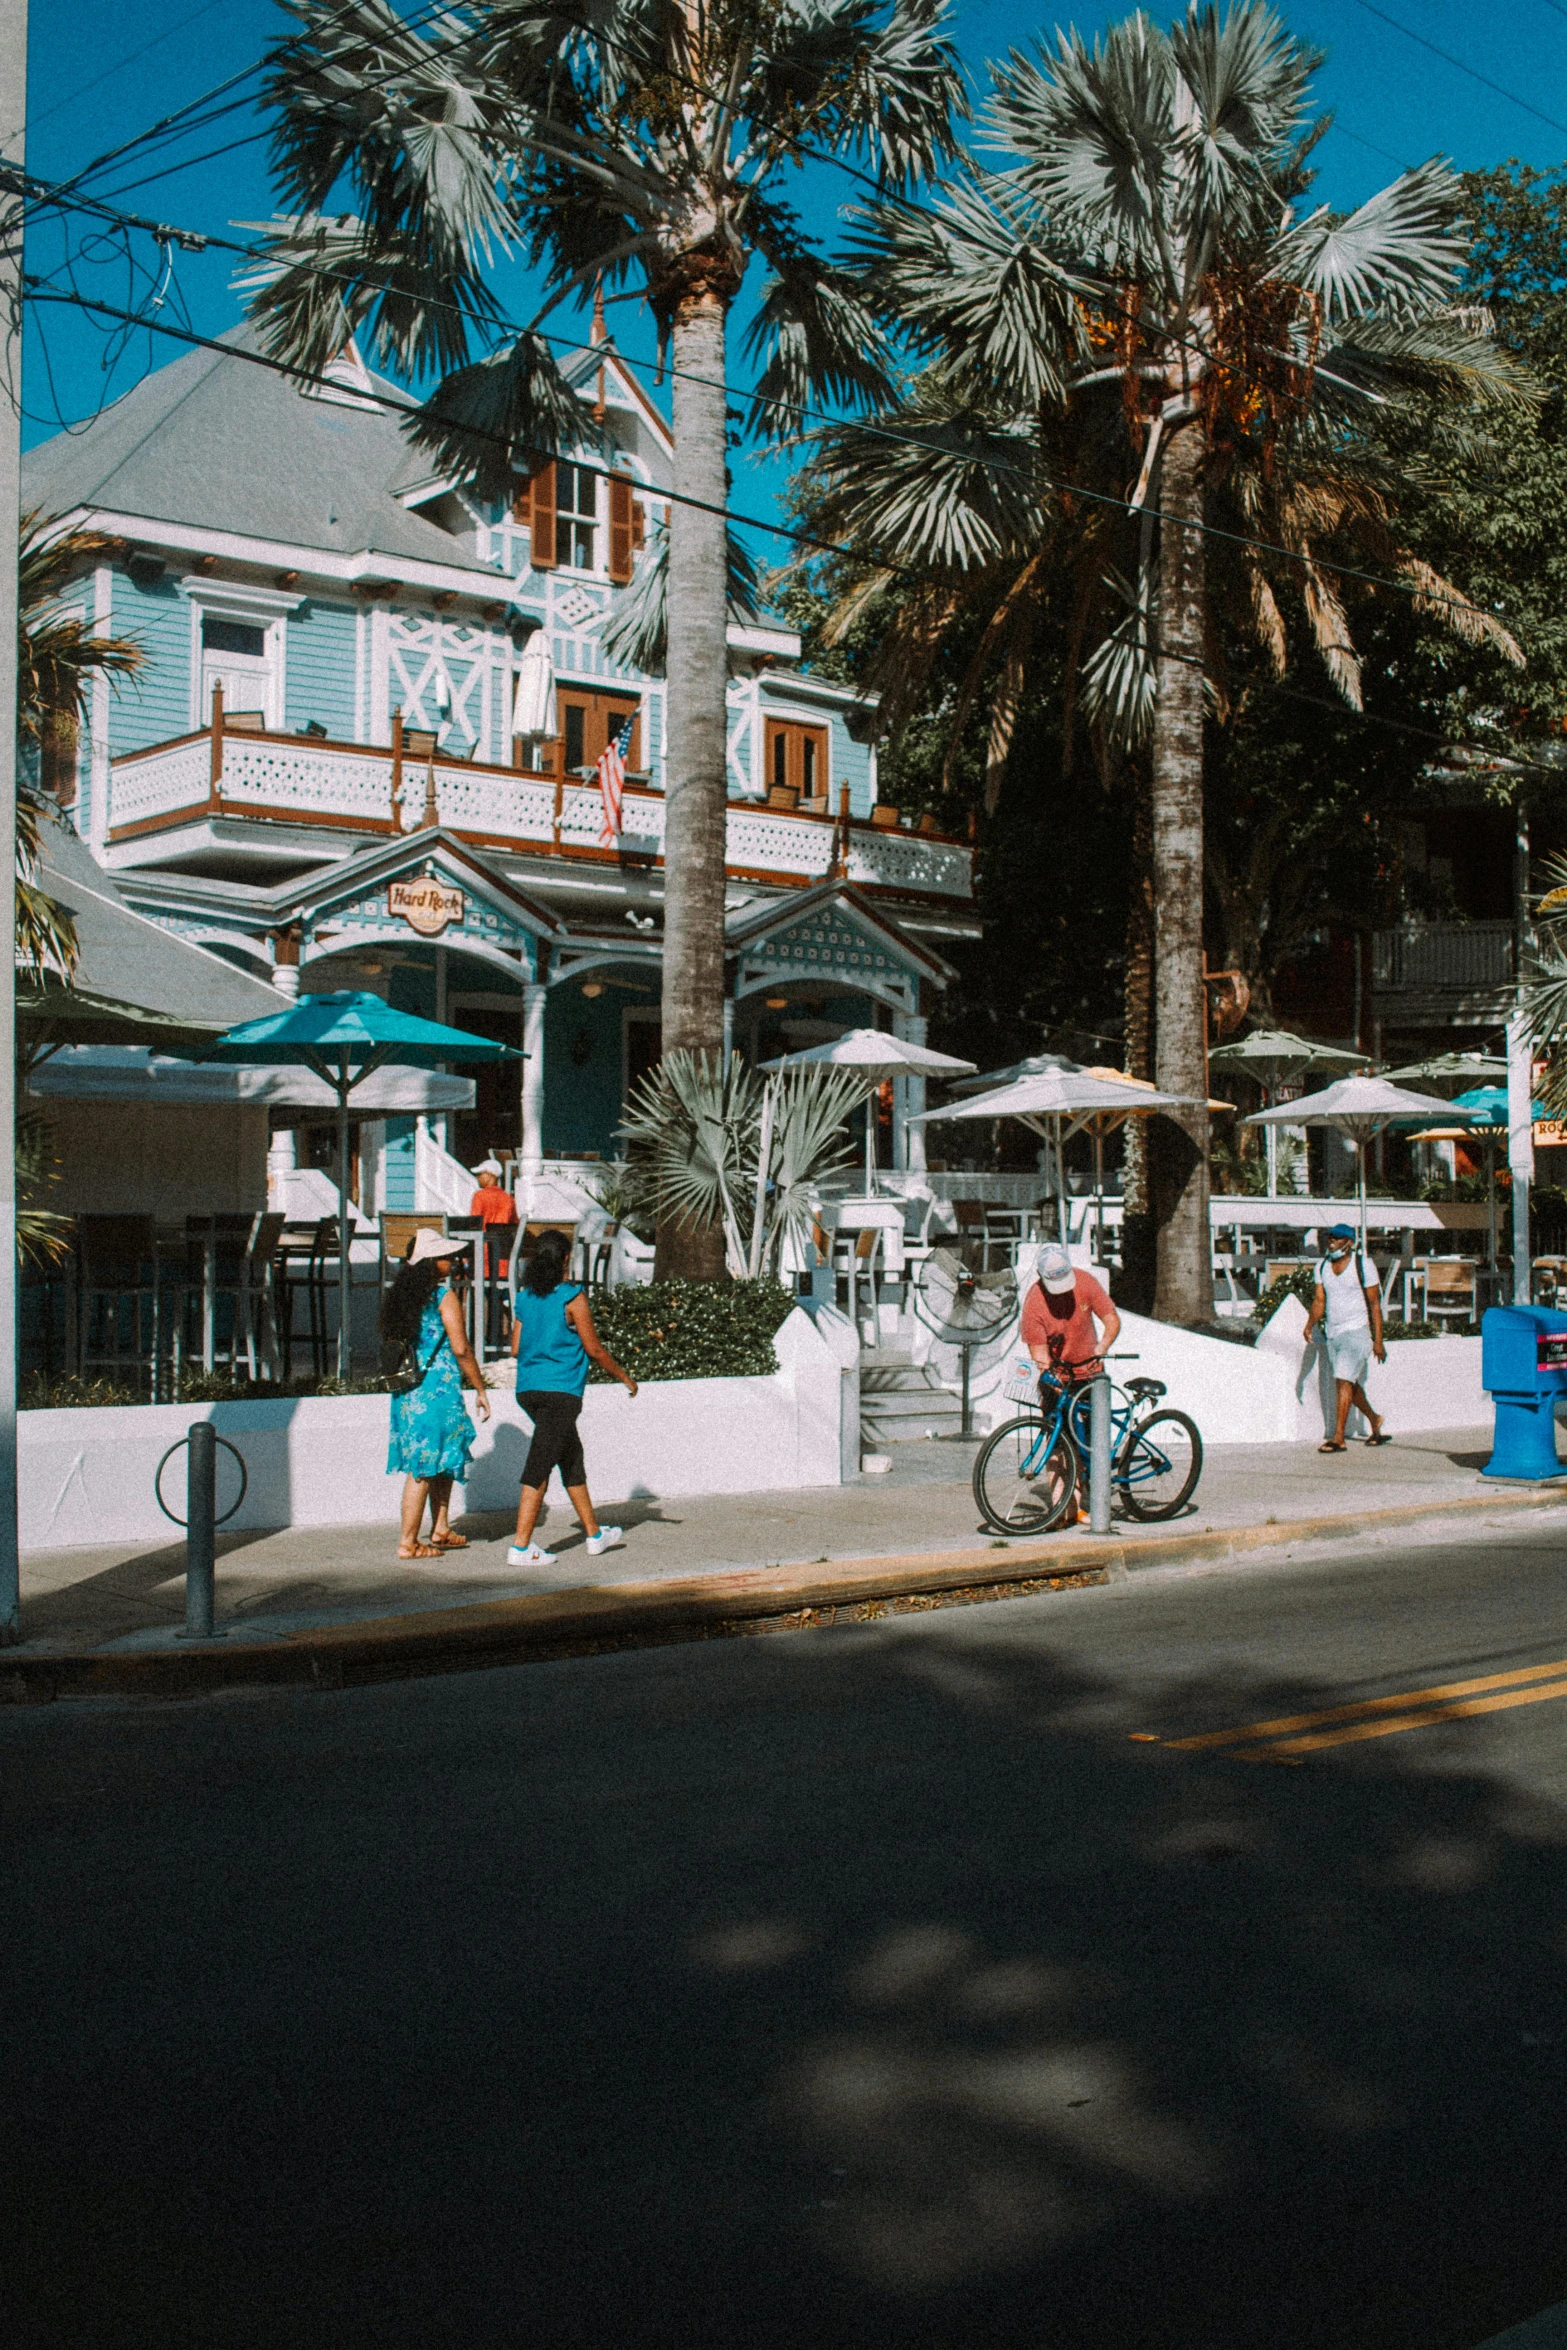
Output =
[
  {"x1": 276, "y1": 829, "x2": 566, "y2": 936},
  {"x1": 22, "y1": 327, "x2": 499, "y2": 578},
  {"x1": 727, "y1": 880, "x2": 956, "y2": 984}
]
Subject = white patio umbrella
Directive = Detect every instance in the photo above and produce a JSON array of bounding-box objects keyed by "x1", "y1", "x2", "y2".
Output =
[
  {"x1": 511, "y1": 628, "x2": 557, "y2": 742},
  {"x1": 761, "y1": 1027, "x2": 976, "y2": 1194},
  {"x1": 911, "y1": 1064, "x2": 1204, "y2": 1241},
  {"x1": 949, "y1": 1049, "x2": 1082, "y2": 1096},
  {"x1": 1245, "y1": 1075, "x2": 1454, "y2": 1247},
  {"x1": 1208, "y1": 1028, "x2": 1369, "y2": 1196}
]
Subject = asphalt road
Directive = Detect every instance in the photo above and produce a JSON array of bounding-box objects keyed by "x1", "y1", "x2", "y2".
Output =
[{"x1": 8, "y1": 1514, "x2": 1567, "y2": 2350}]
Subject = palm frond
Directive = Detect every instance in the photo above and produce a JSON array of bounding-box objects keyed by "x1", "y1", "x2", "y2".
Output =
[
  {"x1": 1272, "y1": 160, "x2": 1468, "y2": 323},
  {"x1": 16, "y1": 1111, "x2": 73, "y2": 1269},
  {"x1": 402, "y1": 331, "x2": 603, "y2": 501},
  {"x1": 741, "y1": 228, "x2": 895, "y2": 441},
  {"x1": 599, "y1": 514, "x2": 760, "y2": 674},
  {"x1": 1080, "y1": 564, "x2": 1158, "y2": 748},
  {"x1": 845, "y1": 171, "x2": 1085, "y2": 407}
]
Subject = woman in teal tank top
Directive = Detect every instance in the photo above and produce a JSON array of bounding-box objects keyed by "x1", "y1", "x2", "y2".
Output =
[{"x1": 507, "y1": 1230, "x2": 638, "y2": 1568}]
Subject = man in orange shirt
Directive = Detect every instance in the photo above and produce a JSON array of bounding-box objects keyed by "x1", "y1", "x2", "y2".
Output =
[
  {"x1": 1020, "y1": 1241, "x2": 1120, "y2": 1384},
  {"x1": 469, "y1": 1158, "x2": 518, "y2": 1230}
]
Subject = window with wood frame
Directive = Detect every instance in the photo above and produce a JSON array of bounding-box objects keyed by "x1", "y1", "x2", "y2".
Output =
[
  {"x1": 763, "y1": 719, "x2": 829, "y2": 803},
  {"x1": 545, "y1": 688, "x2": 642, "y2": 778}
]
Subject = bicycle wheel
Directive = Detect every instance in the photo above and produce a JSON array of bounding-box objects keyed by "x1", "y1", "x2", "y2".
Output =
[
  {"x1": 1116, "y1": 1409, "x2": 1203, "y2": 1521},
  {"x1": 973, "y1": 1416, "x2": 1079, "y2": 1535}
]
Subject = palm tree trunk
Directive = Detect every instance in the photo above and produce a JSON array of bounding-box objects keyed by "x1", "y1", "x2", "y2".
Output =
[
  {"x1": 1119, "y1": 760, "x2": 1157, "y2": 1312},
  {"x1": 1150, "y1": 420, "x2": 1213, "y2": 1325},
  {"x1": 657, "y1": 283, "x2": 731, "y2": 1281}
]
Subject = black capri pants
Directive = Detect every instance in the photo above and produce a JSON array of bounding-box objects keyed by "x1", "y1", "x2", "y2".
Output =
[{"x1": 517, "y1": 1390, "x2": 586, "y2": 1491}]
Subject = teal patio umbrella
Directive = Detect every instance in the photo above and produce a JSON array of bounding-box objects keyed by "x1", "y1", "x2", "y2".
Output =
[
  {"x1": 1399, "y1": 1082, "x2": 1545, "y2": 1273},
  {"x1": 203, "y1": 992, "x2": 520, "y2": 1378}
]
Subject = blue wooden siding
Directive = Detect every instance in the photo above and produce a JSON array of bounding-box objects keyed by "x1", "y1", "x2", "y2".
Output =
[
  {"x1": 286, "y1": 600, "x2": 358, "y2": 739},
  {"x1": 542, "y1": 980, "x2": 652, "y2": 1158},
  {"x1": 108, "y1": 571, "x2": 191, "y2": 752},
  {"x1": 382, "y1": 1116, "x2": 418, "y2": 1208},
  {"x1": 829, "y1": 712, "x2": 873, "y2": 817}
]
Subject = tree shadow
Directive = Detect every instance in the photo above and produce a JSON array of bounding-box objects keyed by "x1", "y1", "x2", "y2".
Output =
[{"x1": 8, "y1": 1598, "x2": 1567, "y2": 2350}]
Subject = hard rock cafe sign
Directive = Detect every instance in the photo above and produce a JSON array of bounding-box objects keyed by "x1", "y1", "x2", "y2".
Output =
[{"x1": 389, "y1": 878, "x2": 465, "y2": 937}]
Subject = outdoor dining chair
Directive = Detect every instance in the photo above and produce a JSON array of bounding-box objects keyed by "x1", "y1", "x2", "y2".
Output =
[
  {"x1": 175, "y1": 1211, "x2": 286, "y2": 1381},
  {"x1": 76, "y1": 1215, "x2": 160, "y2": 1395},
  {"x1": 1411, "y1": 1256, "x2": 1479, "y2": 1326}
]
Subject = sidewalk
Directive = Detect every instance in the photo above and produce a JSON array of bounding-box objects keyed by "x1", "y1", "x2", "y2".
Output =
[{"x1": 9, "y1": 1424, "x2": 1553, "y2": 1681}]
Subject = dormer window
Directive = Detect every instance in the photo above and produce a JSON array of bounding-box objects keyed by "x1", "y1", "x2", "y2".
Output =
[{"x1": 555, "y1": 464, "x2": 598, "y2": 570}]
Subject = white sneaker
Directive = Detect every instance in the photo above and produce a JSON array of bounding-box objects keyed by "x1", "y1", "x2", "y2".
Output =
[
  {"x1": 507, "y1": 1542, "x2": 556, "y2": 1567},
  {"x1": 585, "y1": 1526, "x2": 624, "y2": 1556}
]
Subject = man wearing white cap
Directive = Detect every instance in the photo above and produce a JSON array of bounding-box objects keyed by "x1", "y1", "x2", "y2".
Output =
[
  {"x1": 1021, "y1": 1242, "x2": 1121, "y2": 1385},
  {"x1": 469, "y1": 1157, "x2": 518, "y2": 1231}
]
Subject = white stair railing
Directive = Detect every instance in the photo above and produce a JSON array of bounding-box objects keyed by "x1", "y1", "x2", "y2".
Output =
[{"x1": 414, "y1": 1119, "x2": 477, "y2": 1215}]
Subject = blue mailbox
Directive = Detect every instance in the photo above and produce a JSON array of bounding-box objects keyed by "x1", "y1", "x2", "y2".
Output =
[{"x1": 1481, "y1": 1304, "x2": 1567, "y2": 1479}]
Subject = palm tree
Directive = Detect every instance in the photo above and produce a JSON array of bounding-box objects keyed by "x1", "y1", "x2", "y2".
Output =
[
  {"x1": 809, "y1": 0, "x2": 1526, "y2": 1320},
  {"x1": 243, "y1": 0, "x2": 964, "y2": 1274}
]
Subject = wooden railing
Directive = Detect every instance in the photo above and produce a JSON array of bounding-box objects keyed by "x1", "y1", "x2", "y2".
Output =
[{"x1": 108, "y1": 720, "x2": 976, "y2": 901}]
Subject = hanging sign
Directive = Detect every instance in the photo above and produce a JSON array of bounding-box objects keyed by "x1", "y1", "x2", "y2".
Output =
[
  {"x1": 1533, "y1": 1118, "x2": 1567, "y2": 1148},
  {"x1": 389, "y1": 878, "x2": 464, "y2": 936}
]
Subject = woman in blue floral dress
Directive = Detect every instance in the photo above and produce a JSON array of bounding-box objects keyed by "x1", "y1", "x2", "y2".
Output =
[{"x1": 381, "y1": 1228, "x2": 490, "y2": 1559}]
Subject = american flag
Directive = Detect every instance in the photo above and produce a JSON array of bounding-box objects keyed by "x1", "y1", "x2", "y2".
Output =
[{"x1": 596, "y1": 713, "x2": 635, "y2": 845}]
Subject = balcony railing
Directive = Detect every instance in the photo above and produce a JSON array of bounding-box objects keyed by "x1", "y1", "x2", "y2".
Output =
[
  {"x1": 1372, "y1": 921, "x2": 1515, "y2": 993},
  {"x1": 108, "y1": 724, "x2": 974, "y2": 903}
]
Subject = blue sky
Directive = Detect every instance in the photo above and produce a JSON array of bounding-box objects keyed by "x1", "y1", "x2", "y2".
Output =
[{"x1": 21, "y1": 0, "x2": 1567, "y2": 564}]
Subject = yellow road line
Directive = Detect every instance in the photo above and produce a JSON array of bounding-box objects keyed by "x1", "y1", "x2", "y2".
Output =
[
  {"x1": 1229, "y1": 1675, "x2": 1567, "y2": 1760},
  {"x1": 1163, "y1": 1657, "x2": 1567, "y2": 1752}
]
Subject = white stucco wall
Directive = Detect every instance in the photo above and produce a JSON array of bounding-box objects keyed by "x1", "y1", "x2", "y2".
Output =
[{"x1": 19, "y1": 1306, "x2": 845, "y2": 1551}]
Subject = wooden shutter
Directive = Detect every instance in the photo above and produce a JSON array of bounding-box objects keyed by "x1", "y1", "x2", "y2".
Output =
[
  {"x1": 631, "y1": 499, "x2": 645, "y2": 549},
  {"x1": 607, "y1": 473, "x2": 635, "y2": 585},
  {"x1": 526, "y1": 460, "x2": 557, "y2": 570}
]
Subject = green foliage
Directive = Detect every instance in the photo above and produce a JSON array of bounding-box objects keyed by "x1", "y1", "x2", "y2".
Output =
[
  {"x1": 1252, "y1": 1265, "x2": 1319, "y2": 1325},
  {"x1": 21, "y1": 1372, "x2": 142, "y2": 1410},
  {"x1": 16, "y1": 1110, "x2": 73, "y2": 1269},
  {"x1": 617, "y1": 1050, "x2": 865, "y2": 1277},
  {"x1": 587, "y1": 1280, "x2": 794, "y2": 1383}
]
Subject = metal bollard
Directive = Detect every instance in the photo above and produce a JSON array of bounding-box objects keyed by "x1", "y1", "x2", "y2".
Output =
[
  {"x1": 1089, "y1": 1375, "x2": 1112, "y2": 1535},
  {"x1": 180, "y1": 1422, "x2": 221, "y2": 1641}
]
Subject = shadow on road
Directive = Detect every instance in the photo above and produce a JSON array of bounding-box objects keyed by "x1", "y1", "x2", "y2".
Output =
[{"x1": 5, "y1": 1597, "x2": 1567, "y2": 2350}]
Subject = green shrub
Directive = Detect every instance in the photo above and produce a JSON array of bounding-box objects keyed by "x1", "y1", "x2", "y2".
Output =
[
  {"x1": 1252, "y1": 1266, "x2": 1319, "y2": 1326},
  {"x1": 586, "y1": 1278, "x2": 794, "y2": 1382},
  {"x1": 22, "y1": 1371, "x2": 142, "y2": 1410}
]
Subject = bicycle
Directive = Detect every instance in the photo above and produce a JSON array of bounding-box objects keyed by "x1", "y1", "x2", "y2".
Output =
[{"x1": 971, "y1": 1355, "x2": 1203, "y2": 1535}]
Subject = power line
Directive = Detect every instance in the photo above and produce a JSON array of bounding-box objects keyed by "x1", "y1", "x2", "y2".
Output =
[
  {"x1": 3, "y1": 0, "x2": 234, "y2": 153},
  {"x1": 13, "y1": 163, "x2": 1530, "y2": 650},
  {"x1": 1346, "y1": 0, "x2": 1567, "y2": 141},
  {"x1": 23, "y1": 277, "x2": 1559, "y2": 796}
]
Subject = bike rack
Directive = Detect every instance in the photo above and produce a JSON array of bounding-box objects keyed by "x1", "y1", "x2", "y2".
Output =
[{"x1": 155, "y1": 1424, "x2": 248, "y2": 1640}]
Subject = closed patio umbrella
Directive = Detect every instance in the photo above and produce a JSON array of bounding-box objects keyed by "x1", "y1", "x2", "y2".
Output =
[
  {"x1": 1246, "y1": 1075, "x2": 1453, "y2": 1248},
  {"x1": 511, "y1": 628, "x2": 557, "y2": 742},
  {"x1": 761, "y1": 1027, "x2": 976, "y2": 1194},
  {"x1": 202, "y1": 992, "x2": 519, "y2": 1378}
]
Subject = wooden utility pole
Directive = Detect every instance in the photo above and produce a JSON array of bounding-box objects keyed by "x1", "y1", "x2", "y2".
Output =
[{"x1": 0, "y1": 0, "x2": 25, "y2": 1641}]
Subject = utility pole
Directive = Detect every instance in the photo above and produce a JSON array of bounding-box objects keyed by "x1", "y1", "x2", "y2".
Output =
[
  {"x1": 0, "y1": 0, "x2": 24, "y2": 1641},
  {"x1": 1509, "y1": 795, "x2": 1534, "y2": 1310}
]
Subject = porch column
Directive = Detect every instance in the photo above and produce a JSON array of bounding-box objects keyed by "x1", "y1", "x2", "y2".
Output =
[
  {"x1": 521, "y1": 980, "x2": 546, "y2": 1174},
  {"x1": 894, "y1": 1010, "x2": 928, "y2": 1174}
]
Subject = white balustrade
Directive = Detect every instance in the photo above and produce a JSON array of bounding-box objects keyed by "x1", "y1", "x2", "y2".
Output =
[
  {"x1": 108, "y1": 738, "x2": 210, "y2": 830},
  {"x1": 109, "y1": 728, "x2": 974, "y2": 901}
]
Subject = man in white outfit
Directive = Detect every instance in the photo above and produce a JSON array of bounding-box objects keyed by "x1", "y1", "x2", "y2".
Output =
[{"x1": 1304, "y1": 1222, "x2": 1388, "y2": 1452}]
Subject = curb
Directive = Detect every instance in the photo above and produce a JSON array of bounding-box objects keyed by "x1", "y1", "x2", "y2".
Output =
[{"x1": 4, "y1": 1483, "x2": 1564, "y2": 1704}]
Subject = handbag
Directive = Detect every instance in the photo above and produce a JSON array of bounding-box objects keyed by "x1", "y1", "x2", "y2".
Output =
[{"x1": 380, "y1": 1327, "x2": 447, "y2": 1395}]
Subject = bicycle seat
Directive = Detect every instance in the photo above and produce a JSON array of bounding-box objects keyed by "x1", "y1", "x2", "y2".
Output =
[{"x1": 1125, "y1": 1376, "x2": 1166, "y2": 1403}]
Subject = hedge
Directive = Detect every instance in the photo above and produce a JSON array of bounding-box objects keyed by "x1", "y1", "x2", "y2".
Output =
[{"x1": 586, "y1": 1279, "x2": 794, "y2": 1382}]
